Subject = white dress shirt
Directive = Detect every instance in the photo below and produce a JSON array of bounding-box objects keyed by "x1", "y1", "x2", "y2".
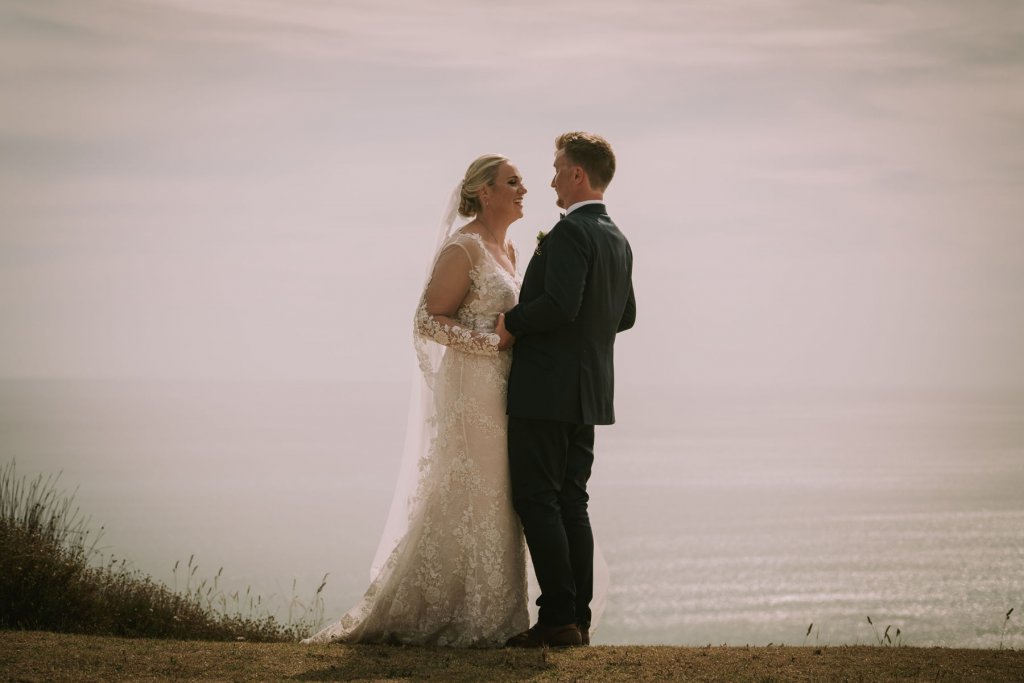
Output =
[{"x1": 564, "y1": 199, "x2": 605, "y2": 215}]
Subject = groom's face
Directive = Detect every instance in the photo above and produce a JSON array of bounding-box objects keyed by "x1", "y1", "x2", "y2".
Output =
[{"x1": 551, "y1": 149, "x2": 577, "y2": 209}]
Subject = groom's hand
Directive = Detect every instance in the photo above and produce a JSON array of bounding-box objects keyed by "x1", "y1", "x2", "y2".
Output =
[{"x1": 496, "y1": 313, "x2": 515, "y2": 351}]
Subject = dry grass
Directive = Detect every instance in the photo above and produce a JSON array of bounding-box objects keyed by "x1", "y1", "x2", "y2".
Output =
[
  {"x1": 2, "y1": 631, "x2": 1023, "y2": 682},
  {"x1": 0, "y1": 459, "x2": 323, "y2": 641}
]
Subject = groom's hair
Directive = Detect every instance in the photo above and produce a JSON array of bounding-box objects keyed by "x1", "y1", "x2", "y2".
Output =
[{"x1": 556, "y1": 132, "x2": 615, "y2": 191}]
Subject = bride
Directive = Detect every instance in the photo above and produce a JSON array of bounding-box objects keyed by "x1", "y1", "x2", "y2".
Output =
[{"x1": 303, "y1": 154, "x2": 531, "y2": 646}]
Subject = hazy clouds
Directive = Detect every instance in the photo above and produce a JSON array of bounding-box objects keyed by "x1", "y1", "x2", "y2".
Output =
[{"x1": 2, "y1": 0, "x2": 1022, "y2": 390}]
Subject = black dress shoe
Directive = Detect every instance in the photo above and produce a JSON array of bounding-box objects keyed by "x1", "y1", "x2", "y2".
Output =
[
  {"x1": 579, "y1": 627, "x2": 590, "y2": 646},
  {"x1": 505, "y1": 623, "x2": 582, "y2": 648}
]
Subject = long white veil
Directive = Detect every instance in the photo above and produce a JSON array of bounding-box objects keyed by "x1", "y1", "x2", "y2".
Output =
[
  {"x1": 368, "y1": 181, "x2": 609, "y2": 634},
  {"x1": 370, "y1": 183, "x2": 466, "y2": 578}
]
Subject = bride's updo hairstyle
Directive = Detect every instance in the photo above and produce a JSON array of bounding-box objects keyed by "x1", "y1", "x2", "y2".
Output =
[{"x1": 458, "y1": 154, "x2": 509, "y2": 217}]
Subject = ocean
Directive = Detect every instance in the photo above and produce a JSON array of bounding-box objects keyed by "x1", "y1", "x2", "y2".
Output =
[{"x1": 1, "y1": 379, "x2": 1021, "y2": 647}]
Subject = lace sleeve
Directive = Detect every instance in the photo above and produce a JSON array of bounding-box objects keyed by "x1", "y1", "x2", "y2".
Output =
[
  {"x1": 415, "y1": 307, "x2": 500, "y2": 355},
  {"x1": 414, "y1": 239, "x2": 500, "y2": 356}
]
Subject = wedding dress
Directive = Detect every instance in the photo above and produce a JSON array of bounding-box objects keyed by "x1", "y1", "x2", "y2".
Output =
[{"x1": 302, "y1": 231, "x2": 530, "y2": 646}]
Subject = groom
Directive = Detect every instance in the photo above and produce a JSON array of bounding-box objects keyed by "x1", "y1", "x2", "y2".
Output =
[{"x1": 496, "y1": 131, "x2": 636, "y2": 647}]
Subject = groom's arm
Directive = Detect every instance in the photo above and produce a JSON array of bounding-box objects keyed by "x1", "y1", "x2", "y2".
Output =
[
  {"x1": 504, "y1": 222, "x2": 590, "y2": 337},
  {"x1": 618, "y1": 281, "x2": 636, "y2": 332}
]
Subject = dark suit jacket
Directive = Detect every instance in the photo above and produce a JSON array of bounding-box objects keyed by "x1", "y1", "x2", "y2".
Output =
[{"x1": 505, "y1": 203, "x2": 635, "y2": 425}]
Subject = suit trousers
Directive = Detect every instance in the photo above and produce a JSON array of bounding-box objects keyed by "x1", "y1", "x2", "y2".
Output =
[{"x1": 508, "y1": 416, "x2": 595, "y2": 628}]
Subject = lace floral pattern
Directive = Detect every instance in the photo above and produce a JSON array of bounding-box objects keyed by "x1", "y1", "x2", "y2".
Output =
[{"x1": 303, "y1": 232, "x2": 528, "y2": 647}]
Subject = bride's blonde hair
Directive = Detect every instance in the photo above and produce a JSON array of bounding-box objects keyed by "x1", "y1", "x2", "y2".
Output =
[{"x1": 458, "y1": 154, "x2": 509, "y2": 217}]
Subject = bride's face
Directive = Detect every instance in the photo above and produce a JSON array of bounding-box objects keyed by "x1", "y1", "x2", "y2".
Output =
[{"x1": 484, "y1": 162, "x2": 527, "y2": 221}]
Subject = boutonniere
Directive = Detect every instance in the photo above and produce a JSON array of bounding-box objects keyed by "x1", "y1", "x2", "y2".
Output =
[{"x1": 534, "y1": 230, "x2": 548, "y2": 256}]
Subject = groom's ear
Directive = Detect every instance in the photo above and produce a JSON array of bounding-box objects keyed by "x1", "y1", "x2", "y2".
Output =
[
  {"x1": 572, "y1": 165, "x2": 585, "y2": 185},
  {"x1": 576, "y1": 166, "x2": 594, "y2": 190}
]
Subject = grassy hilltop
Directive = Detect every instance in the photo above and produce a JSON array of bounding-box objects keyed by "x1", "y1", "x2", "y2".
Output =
[{"x1": 3, "y1": 631, "x2": 1024, "y2": 682}]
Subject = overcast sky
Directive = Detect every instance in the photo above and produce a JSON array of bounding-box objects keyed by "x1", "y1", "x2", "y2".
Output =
[{"x1": 2, "y1": 0, "x2": 1022, "y2": 391}]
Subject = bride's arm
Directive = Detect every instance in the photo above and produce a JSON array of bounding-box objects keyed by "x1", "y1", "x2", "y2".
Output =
[{"x1": 414, "y1": 242, "x2": 502, "y2": 355}]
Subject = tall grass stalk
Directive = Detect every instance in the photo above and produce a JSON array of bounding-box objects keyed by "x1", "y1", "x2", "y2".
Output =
[
  {"x1": 1000, "y1": 608, "x2": 1014, "y2": 650},
  {"x1": 866, "y1": 616, "x2": 880, "y2": 645},
  {"x1": 865, "y1": 616, "x2": 902, "y2": 647}
]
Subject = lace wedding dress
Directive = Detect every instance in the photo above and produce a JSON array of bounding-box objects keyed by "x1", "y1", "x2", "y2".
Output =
[{"x1": 303, "y1": 232, "x2": 529, "y2": 646}]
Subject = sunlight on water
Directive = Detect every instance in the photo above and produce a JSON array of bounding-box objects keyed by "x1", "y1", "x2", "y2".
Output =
[{"x1": 2, "y1": 379, "x2": 1022, "y2": 647}]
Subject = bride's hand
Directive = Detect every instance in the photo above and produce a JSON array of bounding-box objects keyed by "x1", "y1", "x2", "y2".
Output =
[{"x1": 496, "y1": 313, "x2": 515, "y2": 351}]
